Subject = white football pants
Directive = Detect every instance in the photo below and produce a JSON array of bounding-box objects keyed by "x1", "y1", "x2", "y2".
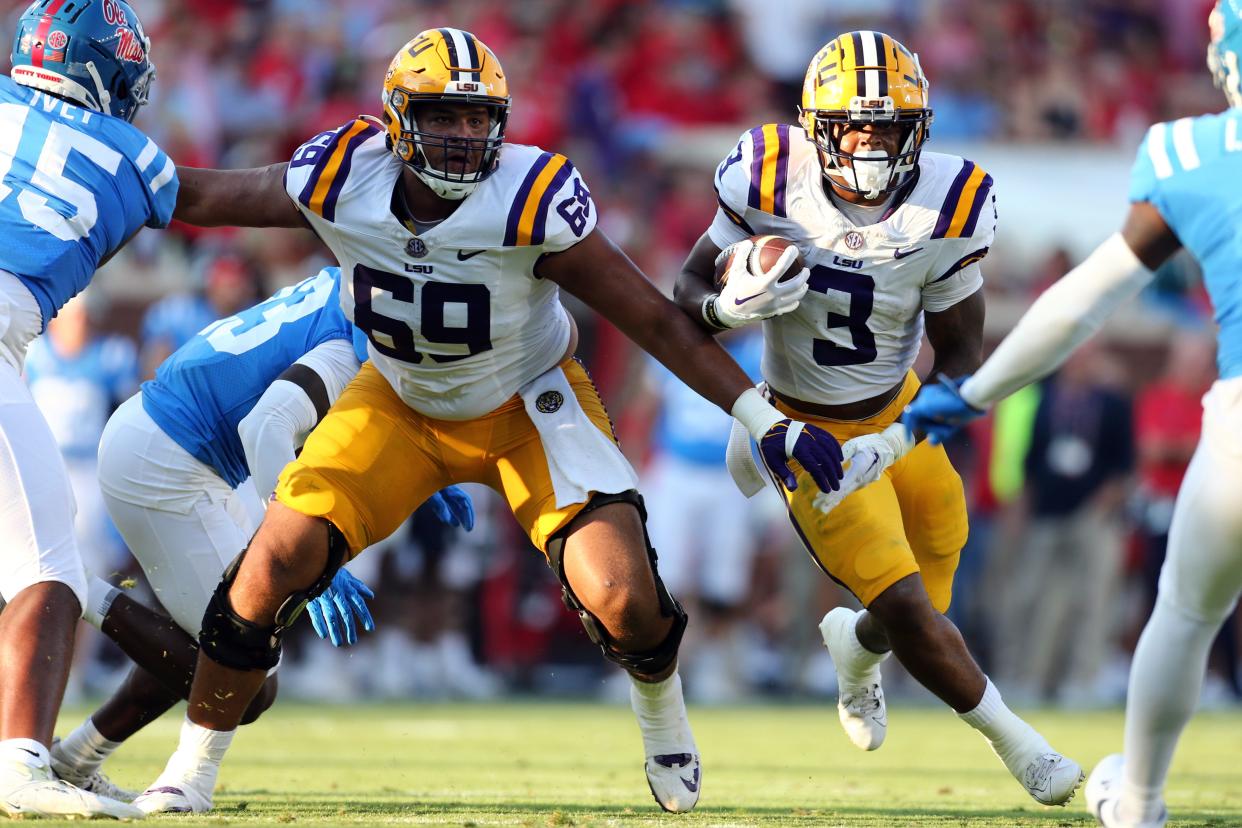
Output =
[
  {"x1": 1120, "y1": 376, "x2": 1242, "y2": 818},
  {"x1": 0, "y1": 270, "x2": 86, "y2": 611},
  {"x1": 98, "y1": 394, "x2": 264, "y2": 635}
]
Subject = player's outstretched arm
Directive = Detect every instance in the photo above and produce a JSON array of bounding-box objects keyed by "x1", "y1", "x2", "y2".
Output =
[
  {"x1": 959, "y1": 202, "x2": 1180, "y2": 409},
  {"x1": 540, "y1": 229, "x2": 843, "y2": 492},
  {"x1": 174, "y1": 163, "x2": 304, "y2": 228}
]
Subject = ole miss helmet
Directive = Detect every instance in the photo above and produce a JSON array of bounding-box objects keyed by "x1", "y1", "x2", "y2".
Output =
[
  {"x1": 10, "y1": 0, "x2": 155, "y2": 123},
  {"x1": 381, "y1": 28, "x2": 510, "y2": 201}
]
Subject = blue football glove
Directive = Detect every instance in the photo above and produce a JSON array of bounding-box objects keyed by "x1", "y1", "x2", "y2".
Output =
[
  {"x1": 758, "y1": 419, "x2": 844, "y2": 492},
  {"x1": 307, "y1": 568, "x2": 375, "y2": 647},
  {"x1": 427, "y1": 485, "x2": 475, "y2": 531},
  {"x1": 901, "y1": 373, "x2": 987, "y2": 446}
]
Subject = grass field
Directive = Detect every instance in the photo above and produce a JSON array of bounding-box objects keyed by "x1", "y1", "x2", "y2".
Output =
[{"x1": 44, "y1": 701, "x2": 1242, "y2": 827}]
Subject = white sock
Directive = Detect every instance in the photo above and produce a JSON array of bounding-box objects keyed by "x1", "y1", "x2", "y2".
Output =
[
  {"x1": 0, "y1": 739, "x2": 49, "y2": 768},
  {"x1": 629, "y1": 671, "x2": 695, "y2": 756},
  {"x1": 958, "y1": 678, "x2": 1051, "y2": 776},
  {"x1": 158, "y1": 717, "x2": 234, "y2": 792},
  {"x1": 82, "y1": 576, "x2": 121, "y2": 629},
  {"x1": 56, "y1": 717, "x2": 122, "y2": 773},
  {"x1": 1119, "y1": 599, "x2": 1216, "y2": 824},
  {"x1": 838, "y1": 611, "x2": 889, "y2": 683}
]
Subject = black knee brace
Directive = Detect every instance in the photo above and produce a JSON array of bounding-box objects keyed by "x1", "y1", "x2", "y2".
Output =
[
  {"x1": 546, "y1": 490, "x2": 688, "y2": 676},
  {"x1": 199, "y1": 521, "x2": 349, "y2": 671}
]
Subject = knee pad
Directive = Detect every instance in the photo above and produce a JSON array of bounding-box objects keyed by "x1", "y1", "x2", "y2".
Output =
[
  {"x1": 199, "y1": 520, "x2": 349, "y2": 672},
  {"x1": 547, "y1": 490, "x2": 689, "y2": 675}
]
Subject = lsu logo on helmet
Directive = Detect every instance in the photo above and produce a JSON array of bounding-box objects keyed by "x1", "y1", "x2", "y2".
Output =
[
  {"x1": 381, "y1": 28, "x2": 510, "y2": 201},
  {"x1": 800, "y1": 31, "x2": 932, "y2": 199}
]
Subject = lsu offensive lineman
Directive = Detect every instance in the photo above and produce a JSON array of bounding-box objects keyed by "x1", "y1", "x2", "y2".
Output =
[
  {"x1": 905, "y1": 4, "x2": 1242, "y2": 825},
  {"x1": 135, "y1": 28, "x2": 847, "y2": 815},
  {"x1": 674, "y1": 31, "x2": 1083, "y2": 805}
]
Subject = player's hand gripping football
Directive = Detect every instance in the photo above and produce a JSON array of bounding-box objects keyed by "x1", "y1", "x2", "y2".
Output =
[
  {"x1": 901, "y1": 373, "x2": 986, "y2": 445},
  {"x1": 813, "y1": 422, "x2": 914, "y2": 514},
  {"x1": 713, "y1": 239, "x2": 809, "y2": 328},
  {"x1": 427, "y1": 485, "x2": 476, "y2": 530},
  {"x1": 308, "y1": 568, "x2": 375, "y2": 647}
]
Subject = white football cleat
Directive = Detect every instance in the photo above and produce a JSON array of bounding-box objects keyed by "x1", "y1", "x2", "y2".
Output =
[
  {"x1": 0, "y1": 756, "x2": 143, "y2": 819},
  {"x1": 1086, "y1": 753, "x2": 1167, "y2": 827},
  {"x1": 644, "y1": 752, "x2": 701, "y2": 814},
  {"x1": 1016, "y1": 751, "x2": 1085, "y2": 806},
  {"x1": 133, "y1": 755, "x2": 216, "y2": 815},
  {"x1": 51, "y1": 737, "x2": 138, "y2": 802},
  {"x1": 820, "y1": 607, "x2": 886, "y2": 750}
]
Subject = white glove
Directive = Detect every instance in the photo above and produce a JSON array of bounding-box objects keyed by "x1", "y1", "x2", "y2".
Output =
[
  {"x1": 711, "y1": 240, "x2": 809, "y2": 328},
  {"x1": 812, "y1": 423, "x2": 914, "y2": 515}
]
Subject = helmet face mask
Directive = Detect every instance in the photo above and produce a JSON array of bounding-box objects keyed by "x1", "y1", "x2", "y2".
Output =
[
  {"x1": 799, "y1": 31, "x2": 932, "y2": 201},
  {"x1": 382, "y1": 29, "x2": 510, "y2": 201}
]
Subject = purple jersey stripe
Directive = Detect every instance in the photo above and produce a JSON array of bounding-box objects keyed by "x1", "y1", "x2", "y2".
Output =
[
  {"x1": 959, "y1": 173, "x2": 994, "y2": 238},
  {"x1": 319, "y1": 124, "x2": 379, "y2": 222},
  {"x1": 931, "y1": 160, "x2": 977, "y2": 239},
  {"x1": 528, "y1": 160, "x2": 575, "y2": 246},
  {"x1": 932, "y1": 246, "x2": 990, "y2": 282},
  {"x1": 716, "y1": 194, "x2": 755, "y2": 235},
  {"x1": 504, "y1": 152, "x2": 554, "y2": 246},
  {"x1": 773, "y1": 124, "x2": 790, "y2": 217},
  {"x1": 747, "y1": 126, "x2": 767, "y2": 210}
]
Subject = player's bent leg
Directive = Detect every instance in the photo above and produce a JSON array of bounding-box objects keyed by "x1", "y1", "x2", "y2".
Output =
[
  {"x1": 136, "y1": 505, "x2": 345, "y2": 815},
  {"x1": 553, "y1": 494, "x2": 699, "y2": 814}
]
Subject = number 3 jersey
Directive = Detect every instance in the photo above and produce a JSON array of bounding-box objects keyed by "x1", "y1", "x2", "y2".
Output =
[
  {"x1": 283, "y1": 118, "x2": 598, "y2": 420},
  {"x1": 0, "y1": 75, "x2": 177, "y2": 327},
  {"x1": 708, "y1": 124, "x2": 995, "y2": 405}
]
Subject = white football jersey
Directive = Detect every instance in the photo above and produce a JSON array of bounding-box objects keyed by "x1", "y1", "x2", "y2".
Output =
[
  {"x1": 709, "y1": 124, "x2": 995, "y2": 405},
  {"x1": 283, "y1": 119, "x2": 597, "y2": 419}
]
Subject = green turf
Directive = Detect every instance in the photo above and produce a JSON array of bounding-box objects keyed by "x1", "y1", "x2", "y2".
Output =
[{"x1": 41, "y1": 701, "x2": 1242, "y2": 826}]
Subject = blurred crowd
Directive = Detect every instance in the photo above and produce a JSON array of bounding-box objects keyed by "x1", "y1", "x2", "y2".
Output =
[{"x1": 10, "y1": 0, "x2": 1237, "y2": 708}]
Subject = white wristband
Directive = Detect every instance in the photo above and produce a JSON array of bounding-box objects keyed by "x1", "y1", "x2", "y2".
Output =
[{"x1": 731, "y1": 387, "x2": 784, "y2": 441}]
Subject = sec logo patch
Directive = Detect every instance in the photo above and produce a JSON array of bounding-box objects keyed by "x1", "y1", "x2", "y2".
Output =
[{"x1": 535, "y1": 391, "x2": 563, "y2": 414}]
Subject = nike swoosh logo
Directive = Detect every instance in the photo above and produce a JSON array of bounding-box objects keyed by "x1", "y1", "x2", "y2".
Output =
[
  {"x1": 894, "y1": 247, "x2": 923, "y2": 259},
  {"x1": 681, "y1": 767, "x2": 700, "y2": 793},
  {"x1": 734, "y1": 291, "x2": 767, "y2": 305},
  {"x1": 457, "y1": 249, "x2": 486, "y2": 261},
  {"x1": 16, "y1": 748, "x2": 40, "y2": 759}
]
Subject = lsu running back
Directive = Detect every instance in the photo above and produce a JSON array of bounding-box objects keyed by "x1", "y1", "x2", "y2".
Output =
[{"x1": 676, "y1": 29, "x2": 1084, "y2": 808}]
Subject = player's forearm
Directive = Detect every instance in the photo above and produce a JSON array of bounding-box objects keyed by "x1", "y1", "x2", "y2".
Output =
[
  {"x1": 637, "y1": 310, "x2": 755, "y2": 412},
  {"x1": 961, "y1": 233, "x2": 1153, "y2": 408},
  {"x1": 173, "y1": 164, "x2": 302, "y2": 228}
]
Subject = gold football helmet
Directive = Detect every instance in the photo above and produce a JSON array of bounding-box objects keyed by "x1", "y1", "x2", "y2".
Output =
[
  {"x1": 799, "y1": 31, "x2": 932, "y2": 199},
  {"x1": 381, "y1": 28, "x2": 510, "y2": 199}
]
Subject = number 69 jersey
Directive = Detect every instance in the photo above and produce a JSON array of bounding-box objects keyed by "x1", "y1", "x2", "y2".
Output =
[
  {"x1": 708, "y1": 124, "x2": 995, "y2": 405},
  {"x1": 283, "y1": 119, "x2": 597, "y2": 420}
]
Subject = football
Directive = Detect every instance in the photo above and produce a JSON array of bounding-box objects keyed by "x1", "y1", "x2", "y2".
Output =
[{"x1": 715, "y1": 235, "x2": 805, "y2": 288}]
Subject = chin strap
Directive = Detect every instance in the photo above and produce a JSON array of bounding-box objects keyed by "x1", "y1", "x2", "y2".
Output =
[{"x1": 81, "y1": 61, "x2": 111, "y2": 115}]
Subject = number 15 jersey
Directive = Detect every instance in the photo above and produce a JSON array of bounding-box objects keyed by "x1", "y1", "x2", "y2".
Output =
[
  {"x1": 283, "y1": 118, "x2": 597, "y2": 420},
  {"x1": 708, "y1": 124, "x2": 995, "y2": 406}
]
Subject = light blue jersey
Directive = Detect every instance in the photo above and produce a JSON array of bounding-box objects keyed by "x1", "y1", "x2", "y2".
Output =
[
  {"x1": 0, "y1": 76, "x2": 177, "y2": 327},
  {"x1": 651, "y1": 332, "x2": 764, "y2": 466},
  {"x1": 1130, "y1": 109, "x2": 1242, "y2": 378},
  {"x1": 25, "y1": 334, "x2": 138, "y2": 460},
  {"x1": 141, "y1": 267, "x2": 368, "y2": 488}
]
